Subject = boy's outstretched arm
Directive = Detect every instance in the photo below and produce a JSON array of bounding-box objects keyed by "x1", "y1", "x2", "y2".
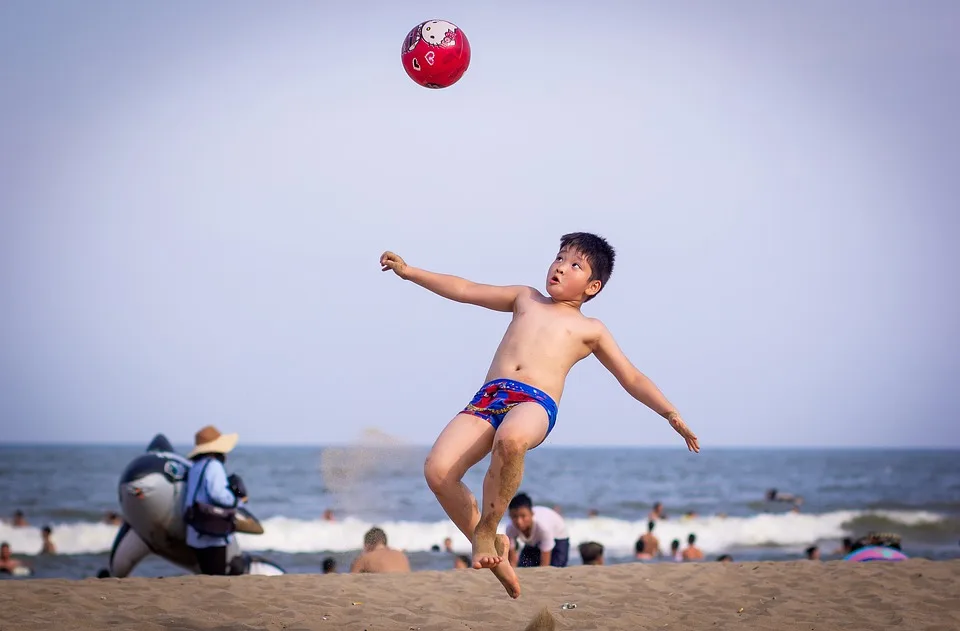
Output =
[
  {"x1": 589, "y1": 321, "x2": 700, "y2": 453},
  {"x1": 380, "y1": 251, "x2": 528, "y2": 313}
]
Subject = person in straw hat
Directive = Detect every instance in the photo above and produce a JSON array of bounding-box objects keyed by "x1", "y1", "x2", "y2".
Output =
[{"x1": 182, "y1": 425, "x2": 245, "y2": 575}]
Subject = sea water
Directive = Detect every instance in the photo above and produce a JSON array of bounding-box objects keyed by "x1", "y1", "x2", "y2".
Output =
[{"x1": 0, "y1": 444, "x2": 957, "y2": 579}]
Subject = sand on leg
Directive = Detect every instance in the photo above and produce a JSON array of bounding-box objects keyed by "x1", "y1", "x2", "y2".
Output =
[
  {"x1": 423, "y1": 413, "x2": 496, "y2": 544},
  {"x1": 472, "y1": 402, "x2": 549, "y2": 598}
]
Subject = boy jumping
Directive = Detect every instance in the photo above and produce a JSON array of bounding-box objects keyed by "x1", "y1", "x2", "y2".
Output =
[{"x1": 379, "y1": 232, "x2": 699, "y2": 598}]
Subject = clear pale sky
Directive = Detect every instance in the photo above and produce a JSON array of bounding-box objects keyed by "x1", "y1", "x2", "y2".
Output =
[{"x1": 1, "y1": 1, "x2": 957, "y2": 447}]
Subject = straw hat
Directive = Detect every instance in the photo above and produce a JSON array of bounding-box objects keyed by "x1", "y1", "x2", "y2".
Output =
[{"x1": 187, "y1": 425, "x2": 239, "y2": 459}]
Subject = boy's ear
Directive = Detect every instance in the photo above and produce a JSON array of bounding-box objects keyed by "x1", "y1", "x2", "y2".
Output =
[{"x1": 585, "y1": 280, "x2": 602, "y2": 297}]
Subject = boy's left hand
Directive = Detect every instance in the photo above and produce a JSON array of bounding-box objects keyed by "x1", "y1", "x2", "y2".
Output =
[{"x1": 666, "y1": 413, "x2": 700, "y2": 453}]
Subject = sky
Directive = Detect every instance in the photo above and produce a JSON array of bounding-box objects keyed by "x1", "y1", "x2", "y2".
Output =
[{"x1": 1, "y1": 1, "x2": 958, "y2": 448}]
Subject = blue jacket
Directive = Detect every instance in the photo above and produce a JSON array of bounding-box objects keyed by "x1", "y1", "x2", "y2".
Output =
[{"x1": 182, "y1": 456, "x2": 238, "y2": 548}]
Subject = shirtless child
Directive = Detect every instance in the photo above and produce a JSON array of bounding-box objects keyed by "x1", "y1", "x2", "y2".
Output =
[
  {"x1": 379, "y1": 232, "x2": 699, "y2": 598},
  {"x1": 349, "y1": 527, "x2": 411, "y2": 574}
]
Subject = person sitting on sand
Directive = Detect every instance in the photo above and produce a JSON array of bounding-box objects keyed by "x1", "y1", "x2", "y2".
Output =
[
  {"x1": 505, "y1": 493, "x2": 570, "y2": 568},
  {"x1": 40, "y1": 525, "x2": 56, "y2": 555},
  {"x1": 648, "y1": 501, "x2": 668, "y2": 522},
  {"x1": 578, "y1": 542, "x2": 604, "y2": 566},
  {"x1": 805, "y1": 545, "x2": 820, "y2": 560},
  {"x1": 669, "y1": 538, "x2": 682, "y2": 562},
  {"x1": 638, "y1": 520, "x2": 662, "y2": 558},
  {"x1": 0, "y1": 542, "x2": 24, "y2": 574},
  {"x1": 380, "y1": 234, "x2": 699, "y2": 599},
  {"x1": 350, "y1": 527, "x2": 411, "y2": 574},
  {"x1": 322, "y1": 557, "x2": 337, "y2": 574},
  {"x1": 682, "y1": 533, "x2": 704, "y2": 561}
]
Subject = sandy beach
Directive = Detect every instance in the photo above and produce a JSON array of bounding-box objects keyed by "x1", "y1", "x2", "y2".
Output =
[{"x1": 2, "y1": 559, "x2": 958, "y2": 631}]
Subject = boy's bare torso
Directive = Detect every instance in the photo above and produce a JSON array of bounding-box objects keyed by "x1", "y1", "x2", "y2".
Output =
[{"x1": 483, "y1": 288, "x2": 600, "y2": 402}]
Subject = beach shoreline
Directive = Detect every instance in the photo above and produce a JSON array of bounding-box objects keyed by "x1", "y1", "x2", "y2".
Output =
[{"x1": 2, "y1": 559, "x2": 957, "y2": 630}]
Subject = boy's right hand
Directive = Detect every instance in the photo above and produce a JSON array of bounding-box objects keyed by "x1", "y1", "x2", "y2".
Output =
[
  {"x1": 380, "y1": 251, "x2": 409, "y2": 279},
  {"x1": 666, "y1": 412, "x2": 700, "y2": 453}
]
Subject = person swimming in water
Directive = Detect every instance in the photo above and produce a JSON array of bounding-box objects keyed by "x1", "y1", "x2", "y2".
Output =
[
  {"x1": 766, "y1": 488, "x2": 803, "y2": 506},
  {"x1": 0, "y1": 542, "x2": 26, "y2": 574},
  {"x1": 380, "y1": 233, "x2": 699, "y2": 598}
]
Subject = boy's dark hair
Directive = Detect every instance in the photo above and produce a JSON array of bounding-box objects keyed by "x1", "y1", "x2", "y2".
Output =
[
  {"x1": 647, "y1": 520, "x2": 655, "y2": 532},
  {"x1": 559, "y1": 232, "x2": 616, "y2": 301},
  {"x1": 457, "y1": 554, "x2": 471, "y2": 566},
  {"x1": 42, "y1": 525, "x2": 52, "y2": 535},
  {"x1": 508, "y1": 492, "x2": 533, "y2": 511},
  {"x1": 363, "y1": 527, "x2": 387, "y2": 548},
  {"x1": 635, "y1": 538, "x2": 645, "y2": 554},
  {"x1": 322, "y1": 557, "x2": 337, "y2": 573},
  {"x1": 578, "y1": 541, "x2": 604, "y2": 565},
  {"x1": 687, "y1": 533, "x2": 697, "y2": 544},
  {"x1": 804, "y1": 546, "x2": 818, "y2": 558},
  {"x1": 670, "y1": 539, "x2": 680, "y2": 550}
]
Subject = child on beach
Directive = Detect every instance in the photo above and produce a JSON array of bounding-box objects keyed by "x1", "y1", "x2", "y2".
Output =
[{"x1": 379, "y1": 232, "x2": 699, "y2": 598}]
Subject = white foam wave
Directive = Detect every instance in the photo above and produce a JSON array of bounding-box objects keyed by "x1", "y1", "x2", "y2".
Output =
[
  {"x1": 0, "y1": 510, "x2": 945, "y2": 557},
  {"x1": 0, "y1": 522, "x2": 121, "y2": 556}
]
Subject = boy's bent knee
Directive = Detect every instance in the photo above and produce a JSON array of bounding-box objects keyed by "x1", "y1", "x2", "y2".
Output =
[{"x1": 424, "y1": 456, "x2": 458, "y2": 492}]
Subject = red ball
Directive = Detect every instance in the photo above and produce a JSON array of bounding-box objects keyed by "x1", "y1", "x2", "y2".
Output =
[{"x1": 401, "y1": 20, "x2": 471, "y2": 89}]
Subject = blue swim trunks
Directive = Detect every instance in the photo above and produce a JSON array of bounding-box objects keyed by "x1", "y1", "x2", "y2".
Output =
[{"x1": 462, "y1": 379, "x2": 559, "y2": 439}]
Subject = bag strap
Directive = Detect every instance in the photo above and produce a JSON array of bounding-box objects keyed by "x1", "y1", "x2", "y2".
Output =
[{"x1": 186, "y1": 459, "x2": 212, "y2": 507}]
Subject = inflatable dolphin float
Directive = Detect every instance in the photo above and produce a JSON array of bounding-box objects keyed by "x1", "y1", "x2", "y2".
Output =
[{"x1": 102, "y1": 434, "x2": 284, "y2": 577}]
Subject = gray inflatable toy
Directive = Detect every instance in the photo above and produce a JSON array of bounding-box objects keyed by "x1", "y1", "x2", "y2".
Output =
[{"x1": 102, "y1": 434, "x2": 284, "y2": 577}]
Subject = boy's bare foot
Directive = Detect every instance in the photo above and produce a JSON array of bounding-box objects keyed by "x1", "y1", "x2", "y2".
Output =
[
  {"x1": 472, "y1": 530, "x2": 502, "y2": 569},
  {"x1": 489, "y1": 534, "x2": 521, "y2": 599}
]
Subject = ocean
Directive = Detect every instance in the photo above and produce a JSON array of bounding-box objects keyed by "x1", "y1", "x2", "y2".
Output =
[{"x1": 1, "y1": 444, "x2": 958, "y2": 579}]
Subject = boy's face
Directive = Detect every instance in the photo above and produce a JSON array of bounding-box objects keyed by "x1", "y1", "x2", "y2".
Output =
[
  {"x1": 546, "y1": 247, "x2": 601, "y2": 301},
  {"x1": 508, "y1": 506, "x2": 534, "y2": 534}
]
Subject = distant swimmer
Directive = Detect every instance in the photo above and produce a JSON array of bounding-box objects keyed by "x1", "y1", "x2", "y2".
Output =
[
  {"x1": 350, "y1": 527, "x2": 411, "y2": 574},
  {"x1": 0, "y1": 542, "x2": 26, "y2": 574},
  {"x1": 669, "y1": 538, "x2": 682, "y2": 562},
  {"x1": 381, "y1": 233, "x2": 700, "y2": 598},
  {"x1": 682, "y1": 533, "x2": 704, "y2": 561},
  {"x1": 506, "y1": 494, "x2": 570, "y2": 568},
  {"x1": 634, "y1": 538, "x2": 654, "y2": 560},
  {"x1": 10, "y1": 510, "x2": 28, "y2": 528},
  {"x1": 637, "y1": 520, "x2": 662, "y2": 558},
  {"x1": 40, "y1": 526, "x2": 56, "y2": 555},
  {"x1": 648, "y1": 501, "x2": 668, "y2": 521},
  {"x1": 766, "y1": 489, "x2": 803, "y2": 506}
]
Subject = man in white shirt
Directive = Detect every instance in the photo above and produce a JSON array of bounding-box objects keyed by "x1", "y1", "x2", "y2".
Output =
[{"x1": 504, "y1": 493, "x2": 570, "y2": 568}]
